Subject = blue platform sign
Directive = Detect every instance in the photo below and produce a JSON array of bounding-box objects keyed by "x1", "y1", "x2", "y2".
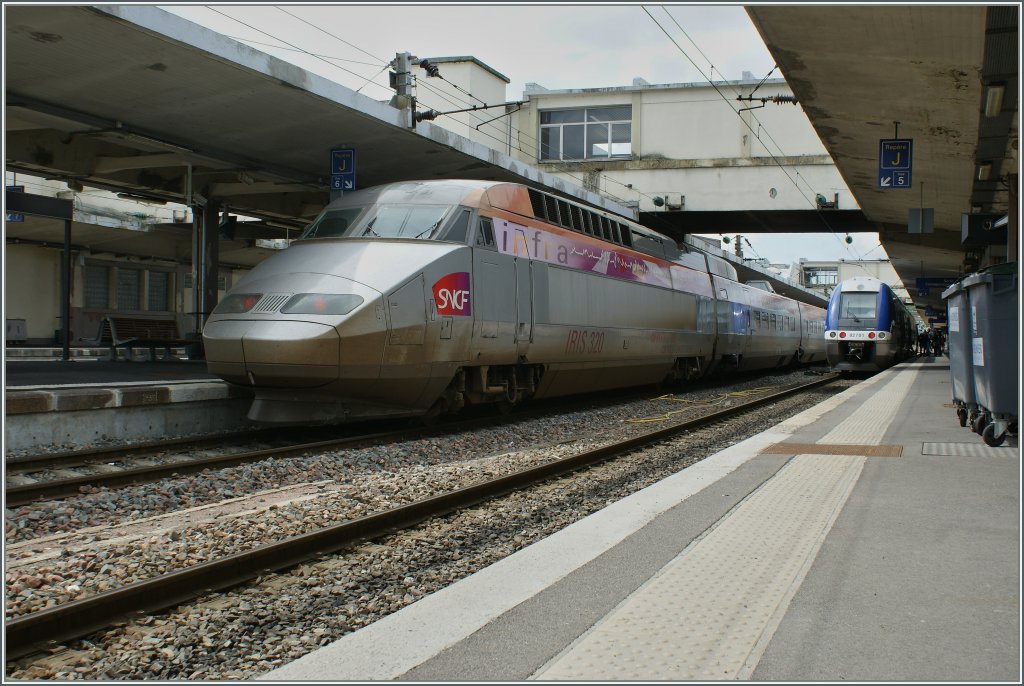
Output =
[
  {"x1": 6, "y1": 185, "x2": 24, "y2": 222},
  {"x1": 878, "y1": 138, "x2": 912, "y2": 189},
  {"x1": 330, "y1": 149, "x2": 356, "y2": 191}
]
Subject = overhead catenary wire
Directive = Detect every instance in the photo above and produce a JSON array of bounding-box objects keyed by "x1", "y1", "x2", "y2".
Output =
[
  {"x1": 193, "y1": 5, "x2": 796, "y2": 247},
  {"x1": 219, "y1": 36, "x2": 384, "y2": 68},
  {"x1": 204, "y1": 7, "x2": 395, "y2": 99},
  {"x1": 649, "y1": 5, "x2": 872, "y2": 262},
  {"x1": 199, "y1": 5, "x2": 672, "y2": 215},
  {"x1": 659, "y1": 7, "x2": 838, "y2": 214}
]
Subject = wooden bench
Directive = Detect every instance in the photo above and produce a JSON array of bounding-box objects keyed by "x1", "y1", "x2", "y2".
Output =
[{"x1": 98, "y1": 315, "x2": 192, "y2": 361}]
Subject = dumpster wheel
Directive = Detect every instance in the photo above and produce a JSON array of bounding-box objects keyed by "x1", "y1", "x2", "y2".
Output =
[{"x1": 982, "y1": 422, "x2": 1006, "y2": 447}]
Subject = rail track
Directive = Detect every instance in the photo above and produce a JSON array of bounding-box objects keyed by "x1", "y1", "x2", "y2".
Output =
[
  {"x1": 4, "y1": 373, "x2": 838, "y2": 659},
  {"x1": 5, "y1": 425, "x2": 417, "y2": 507},
  {"x1": 5, "y1": 370, "x2": 808, "y2": 506}
]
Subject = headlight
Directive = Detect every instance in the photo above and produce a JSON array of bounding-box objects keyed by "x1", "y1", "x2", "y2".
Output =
[
  {"x1": 281, "y1": 293, "x2": 364, "y2": 315},
  {"x1": 212, "y1": 293, "x2": 262, "y2": 314}
]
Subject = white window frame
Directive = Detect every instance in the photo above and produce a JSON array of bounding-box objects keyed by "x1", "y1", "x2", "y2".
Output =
[{"x1": 539, "y1": 105, "x2": 632, "y2": 161}]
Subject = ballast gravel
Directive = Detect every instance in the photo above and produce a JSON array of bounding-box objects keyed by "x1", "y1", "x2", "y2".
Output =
[{"x1": 5, "y1": 370, "x2": 851, "y2": 680}]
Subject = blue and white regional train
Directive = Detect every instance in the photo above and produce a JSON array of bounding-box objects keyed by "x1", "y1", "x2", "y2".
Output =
[
  {"x1": 203, "y1": 180, "x2": 827, "y2": 424},
  {"x1": 824, "y1": 276, "x2": 917, "y2": 372}
]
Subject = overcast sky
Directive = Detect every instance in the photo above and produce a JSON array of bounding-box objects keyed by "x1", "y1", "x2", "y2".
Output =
[{"x1": 160, "y1": 3, "x2": 884, "y2": 265}]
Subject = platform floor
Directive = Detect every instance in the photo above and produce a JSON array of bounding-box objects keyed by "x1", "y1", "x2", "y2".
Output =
[
  {"x1": 261, "y1": 358, "x2": 1020, "y2": 682},
  {"x1": 4, "y1": 357, "x2": 217, "y2": 389},
  {"x1": 4, "y1": 357, "x2": 244, "y2": 451}
]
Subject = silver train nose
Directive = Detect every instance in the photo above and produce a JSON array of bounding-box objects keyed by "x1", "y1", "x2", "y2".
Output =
[{"x1": 203, "y1": 319, "x2": 340, "y2": 387}]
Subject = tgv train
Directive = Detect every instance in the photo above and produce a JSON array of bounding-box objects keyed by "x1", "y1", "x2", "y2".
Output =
[
  {"x1": 824, "y1": 276, "x2": 916, "y2": 372},
  {"x1": 203, "y1": 180, "x2": 827, "y2": 424}
]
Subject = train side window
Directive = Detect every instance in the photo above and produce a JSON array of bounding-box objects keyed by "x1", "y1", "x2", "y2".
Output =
[
  {"x1": 544, "y1": 195, "x2": 560, "y2": 225},
  {"x1": 475, "y1": 217, "x2": 496, "y2": 249},
  {"x1": 442, "y1": 209, "x2": 473, "y2": 243},
  {"x1": 528, "y1": 188, "x2": 546, "y2": 220},
  {"x1": 601, "y1": 217, "x2": 614, "y2": 241},
  {"x1": 557, "y1": 200, "x2": 572, "y2": 229},
  {"x1": 570, "y1": 205, "x2": 584, "y2": 233},
  {"x1": 581, "y1": 211, "x2": 598, "y2": 236},
  {"x1": 619, "y1": 223, "x2": 633, "y2": 247},
  {"x1": 607, "y1": 221, "x2": 620, "y2": 244}
]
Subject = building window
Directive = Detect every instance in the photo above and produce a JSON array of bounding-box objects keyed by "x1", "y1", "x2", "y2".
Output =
[
  {"x1": 117, "y1": 268, "x2": 142, "y2": 310},
  {"x1": 540, "y1": 106, "x2": 632, "y2": 161},
  {"x1": 84, "y1": 264, "x2": 109, "y2": 309},
  {"x1": 148, "y1": 271, "x2": 171, "y2": 312},
  {"x1": 804, "y1": 267, "x2": 838, "y2": 287}
]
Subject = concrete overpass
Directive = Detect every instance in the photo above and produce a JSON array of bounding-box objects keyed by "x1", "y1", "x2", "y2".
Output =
[{"x1": 747, "y1": 4, "x2": 1019, "y2": 316}]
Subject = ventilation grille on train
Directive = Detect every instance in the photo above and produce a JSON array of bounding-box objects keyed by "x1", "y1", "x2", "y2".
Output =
[{"x1": 253, "y1": 293, "x2": 291, "y2": 313}]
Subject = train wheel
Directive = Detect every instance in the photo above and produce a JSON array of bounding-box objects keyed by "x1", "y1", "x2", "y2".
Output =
[
  {"x1": 956, "y1": 408, "x2": 968, "y2": 427},
  {"x1": 982, "y1": 423, "x2": 1006, "y2": 447}
]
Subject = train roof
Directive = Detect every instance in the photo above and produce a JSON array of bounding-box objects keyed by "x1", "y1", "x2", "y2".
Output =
[
  {"x1": 835, "y1": 276, "x2": 888, "y2": 292},
  {"x1": 324, "y1": 179, "x2": 497, "y2": 209},
  {"x1": 318, "y1": 179, "x2": 739, "y2": 280}
]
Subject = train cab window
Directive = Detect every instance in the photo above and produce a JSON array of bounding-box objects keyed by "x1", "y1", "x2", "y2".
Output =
[
  {"x1": 839, "y1": 292, "x2": 877, "y2": 321},
  {"x1": 358, "y1": 204, "x2": 452, "y2": 239},
  {"x1": 300, "y1": 206, "x2": 369, "y2": 239},
  {"x1": 475, "y1": 217, "x2": 496, "y2": 249},
  {"x1": 440, "y1": 209, "x2": 472, "y2": 243}
]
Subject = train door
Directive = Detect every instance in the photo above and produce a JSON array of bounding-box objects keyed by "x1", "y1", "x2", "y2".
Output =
[
  {"x1": 514, "y1": 257, "x2": 533, "y2": 357},
  {"x1": 739, "y1": 286, "x2": 758, "y2": 367},
  {"x1": 471, "y1": 217, "x2": 517, "y2": 363}
]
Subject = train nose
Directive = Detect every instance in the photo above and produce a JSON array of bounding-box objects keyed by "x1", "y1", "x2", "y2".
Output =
[{"x1": 204, "y1": 320, "x2": 340, "y2": 387}]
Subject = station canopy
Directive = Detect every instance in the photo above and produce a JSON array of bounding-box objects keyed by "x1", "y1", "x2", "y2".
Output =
[{"x1": 5, "y1": 4, "x2": 631, "y2": 236}]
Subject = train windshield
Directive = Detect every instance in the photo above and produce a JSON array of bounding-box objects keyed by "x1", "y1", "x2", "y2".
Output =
[
  {"x1": 300, "y1": 207, "x2": 369, "y2": 239},
  {"x1": 839, "y1": 292, "x2": 877, "y2": 321},
  {"x1": 300, "y1": 204, "x2": 453, "y2": 241}
]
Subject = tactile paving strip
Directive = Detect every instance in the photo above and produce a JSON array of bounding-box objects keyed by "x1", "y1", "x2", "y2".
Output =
[
  {"x1": 819, "y1": 367, "x2": 919, "y2": 445},
  {"x1": 532, "y1": 453, "x2": 865, "y2": 681},
  {"x1": 923, "y1": 442, "x2": 1018, "y2": 458}
]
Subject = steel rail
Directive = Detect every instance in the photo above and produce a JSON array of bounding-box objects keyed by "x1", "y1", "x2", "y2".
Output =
[
  {"x1": 4, "y1": 428, "x2": 411, "y2": 506},
  {"x1": 5, "y1": 384, "x2": 666, "y2": 506},
  {"x1": 4, "y1": 374, "x2": 838, "y2": 658}
]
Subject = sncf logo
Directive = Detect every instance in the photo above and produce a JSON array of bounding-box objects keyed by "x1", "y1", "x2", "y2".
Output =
[{"x1": 433, "y1": 272, "x2": 472, "y2": 316}]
